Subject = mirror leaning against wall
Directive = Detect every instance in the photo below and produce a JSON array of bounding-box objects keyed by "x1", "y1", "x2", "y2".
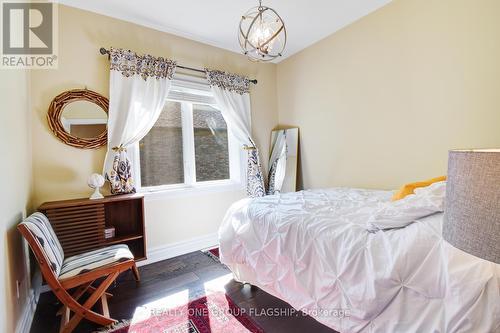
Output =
[{"x1": 267, "y1": 127, "x2": 299, "y2": 195}]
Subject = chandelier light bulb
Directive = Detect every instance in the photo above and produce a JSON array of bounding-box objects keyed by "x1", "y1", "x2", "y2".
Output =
[{"x1": 250, "y1": 23, "x2": 274, "y2": 53}]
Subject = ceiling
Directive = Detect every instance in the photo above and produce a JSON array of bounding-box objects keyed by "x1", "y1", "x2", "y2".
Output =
[{"x1": 59, "y1": 0, "x2": 392, "y2": 62}]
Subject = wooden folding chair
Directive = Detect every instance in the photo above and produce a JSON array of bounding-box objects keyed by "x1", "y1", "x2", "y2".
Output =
[{"x1": 18, "y1": 212, "x2": 140, "y2": 333}]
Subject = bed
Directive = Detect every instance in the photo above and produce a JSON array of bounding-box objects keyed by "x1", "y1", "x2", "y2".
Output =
[{"x1": 218, "y1": 184, "x2": 500, "y2": 333}]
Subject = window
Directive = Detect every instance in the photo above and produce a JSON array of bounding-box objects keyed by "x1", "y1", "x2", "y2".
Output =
[
  {"x1": 193, "y1": 104, "x2": 230, "y2": 182},
  {"x1": 140, "y1": 101, "x2": 184, "y2": 187},
  {"x1": 136, "y1": 75, "x2": 243, "y2": 193}
]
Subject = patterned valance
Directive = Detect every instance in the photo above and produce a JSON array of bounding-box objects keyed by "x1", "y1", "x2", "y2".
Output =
[
  {"x1": 109, "y1": 48, "x2": 176, "y2": 81},
  {"x1": 205, "y1": 69, "x2": 250, "y2": 95}
]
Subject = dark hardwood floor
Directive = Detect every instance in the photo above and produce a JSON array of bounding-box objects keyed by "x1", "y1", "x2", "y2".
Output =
[{"x1": 30, "y1": 251, "x2": 337, "y2": 333}]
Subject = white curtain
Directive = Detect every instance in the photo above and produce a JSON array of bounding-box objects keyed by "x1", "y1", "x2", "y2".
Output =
[
  {"x1": 103, "y1": 48, "x2": 176, "y2": 194},
  {"x1": 205, "y1": 69, "x2": 265, "y2": 197}
]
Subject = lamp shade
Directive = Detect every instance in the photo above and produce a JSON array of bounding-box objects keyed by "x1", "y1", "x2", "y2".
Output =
[{"x1": 442, "y1": 149, "x2": 500, "y2": 263}]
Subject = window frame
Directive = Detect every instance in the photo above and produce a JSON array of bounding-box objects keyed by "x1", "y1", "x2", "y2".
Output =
[{"x1": 131, "y1": 74, "x2": 246, "y2": 198}]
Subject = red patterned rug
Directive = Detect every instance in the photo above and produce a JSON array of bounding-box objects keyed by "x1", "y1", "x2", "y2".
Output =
[
  {"x1": 208, "y1": 247, "x2": 219, "y2": 259},
  {"x1": 102, "y1": 291, "x2": 263, "y2": 333},
  {"x1": 203, "y1": 247, "x2": 221, "y2": 263}
]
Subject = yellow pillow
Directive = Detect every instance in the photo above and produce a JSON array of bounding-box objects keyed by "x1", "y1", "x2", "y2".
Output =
[{"x1": 391, "y1": 176, "x2": 446, "y2": 201}]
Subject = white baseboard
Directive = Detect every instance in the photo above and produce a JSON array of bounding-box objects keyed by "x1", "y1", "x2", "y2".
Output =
[
  {"x1": 16, "y1": 289, "x2": 38, "y2": 333},
  {"x1": 15, "y1": 249, "x2": 42, "y2": 333},
  {"x1": 138, "y1": 232, "x2": 219, "y2": 267}
]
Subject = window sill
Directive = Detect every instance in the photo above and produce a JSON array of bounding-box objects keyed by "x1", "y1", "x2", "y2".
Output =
[{"x1": 139, "y1": 180, "x2": 245, "y2": 201}]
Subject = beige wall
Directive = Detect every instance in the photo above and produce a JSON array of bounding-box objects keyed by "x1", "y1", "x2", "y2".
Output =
[
  {"x1": 30, "y1": 5, "x2": 277, "y2": 249},
  {"x1": 277, "y1": 0, "x2": 500, "y2": 190},
  {"x1": 0, "y1": 69, "x2": 33, "y2": 332}
]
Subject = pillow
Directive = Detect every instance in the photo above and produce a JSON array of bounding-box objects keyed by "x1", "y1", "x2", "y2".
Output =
[
  {"x1": 366, "y1": 181, "x2": 446, "y2": 231},
  {"x1": 391, "y1": 176, "x2": 446, "y2": 201}
]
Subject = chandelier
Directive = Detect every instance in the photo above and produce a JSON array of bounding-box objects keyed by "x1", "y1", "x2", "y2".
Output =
[{"x1": 238, "y1": 0, "x2": 287, "y2": 62}]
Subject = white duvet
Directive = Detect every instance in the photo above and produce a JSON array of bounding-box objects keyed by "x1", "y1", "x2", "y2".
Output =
[{"x1": 219, "y1": 185, "x2": 500, "y2": 333}]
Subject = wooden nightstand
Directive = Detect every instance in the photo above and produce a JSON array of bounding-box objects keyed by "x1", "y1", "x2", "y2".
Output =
[{"x1": 38, "y1": 193, "x2": 146, "y2": 261}]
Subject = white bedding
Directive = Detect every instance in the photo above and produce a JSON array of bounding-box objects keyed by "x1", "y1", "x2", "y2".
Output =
[{"x1": 218, "y1": 187, "x2": 500, "y2": 333}]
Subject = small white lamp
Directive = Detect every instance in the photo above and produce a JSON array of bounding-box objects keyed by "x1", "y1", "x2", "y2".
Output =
[{"x1": 87, "y1": 173, "x2": 105, "y2": 200}]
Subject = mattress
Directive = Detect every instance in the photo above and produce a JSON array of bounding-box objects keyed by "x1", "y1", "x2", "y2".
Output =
[{"x1": 218, "y1": 188, "x2": 500, "y2": 333}]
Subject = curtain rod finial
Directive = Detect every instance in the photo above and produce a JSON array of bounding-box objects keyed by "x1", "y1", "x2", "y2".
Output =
[{"x1": 99, "y1": 47, "x2": 108, "y2": 55}]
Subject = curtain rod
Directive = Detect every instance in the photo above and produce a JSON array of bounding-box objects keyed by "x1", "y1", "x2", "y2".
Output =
[{"x1": 99, "y1": 47, "x2": 258, "y2": 84}]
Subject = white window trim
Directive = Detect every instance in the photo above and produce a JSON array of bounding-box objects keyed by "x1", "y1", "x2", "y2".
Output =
[
  {"x1": 138, "y1": 179, "x2": 245, "y2": 201},
  {"x1": 181, "y1": 102, "x2": 196, "y2": 186},
  {"x1": 132, "y1": 74, "x2": 246, "y2": 199}
]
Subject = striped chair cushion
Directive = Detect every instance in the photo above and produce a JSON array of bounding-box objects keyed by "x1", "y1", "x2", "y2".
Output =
[
  {"x1": 20, "y1": 212, "x2": 65, "y2": 276},
  {"x1": 59, "y1": 244, "x2": 134, "y2": 280}
]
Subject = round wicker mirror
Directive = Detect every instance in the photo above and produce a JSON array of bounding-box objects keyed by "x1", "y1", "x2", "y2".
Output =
[{"x1": 47, "y1": 89, "x2": 109, "y2": 149}]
